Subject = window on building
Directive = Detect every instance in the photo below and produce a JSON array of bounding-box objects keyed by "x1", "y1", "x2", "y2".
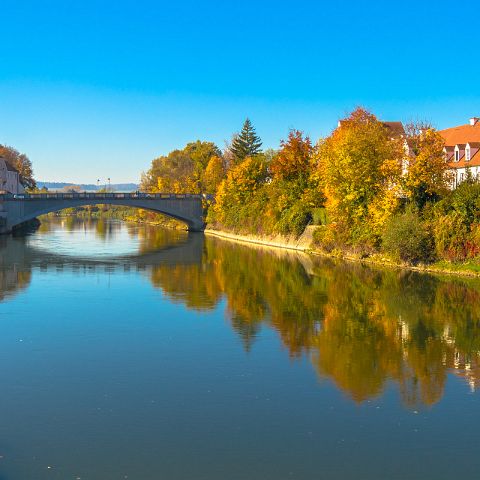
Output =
[
  {"x1": 466, "y1": 146, "x2": 471, "y2": 161},
  {"x1": 455, "y1": 149, "x2": 460, "y2": 162},
  {"x1": 460, "y1": 173, "x2": 464, "y2": 182}
]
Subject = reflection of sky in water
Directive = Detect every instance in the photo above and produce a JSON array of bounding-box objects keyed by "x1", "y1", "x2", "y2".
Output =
[
  {"x1": 27, "y1": 220, "x2": 142, "y2": 258},
  {"x1": 2, "y1": 219, "x2": 480, "y2": 479}
]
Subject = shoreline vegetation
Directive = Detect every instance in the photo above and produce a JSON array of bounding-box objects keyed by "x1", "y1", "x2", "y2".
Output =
[
  {"x1": 18, "y1": 107, "x2": 480, "y2": 277},
  {"x1": 205, "y1": 225, "x2": 480, "y2": 278}
]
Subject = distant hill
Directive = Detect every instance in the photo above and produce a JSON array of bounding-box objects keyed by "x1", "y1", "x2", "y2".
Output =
[{"x1": 37, "y1": 182, "x2": 139, "y2": 192}]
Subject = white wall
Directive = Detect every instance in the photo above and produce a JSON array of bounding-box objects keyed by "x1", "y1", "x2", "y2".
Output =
[
  {"x1": 451, "y1": 166, "x2": 480, "y2": 188},
  {"x1": 0, "y1": 159, "x2": 24, "y2": 194}
]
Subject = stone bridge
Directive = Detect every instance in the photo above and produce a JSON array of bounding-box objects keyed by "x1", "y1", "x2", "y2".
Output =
[{"x1": 0, "y1": 192, "x2": 205, "y2": 234}]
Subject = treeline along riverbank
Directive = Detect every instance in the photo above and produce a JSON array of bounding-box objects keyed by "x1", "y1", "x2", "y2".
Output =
[
  {"x1": 136, "y1": 109, "x2": 480, "y2": 275},
  {"x1": 11, "y1": 107, "x2": 480, "y2": 275}
]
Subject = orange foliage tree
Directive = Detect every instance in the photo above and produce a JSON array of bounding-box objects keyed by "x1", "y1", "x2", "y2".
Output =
[{"x1": 270, "y1": 130, "x2": 313, "y2": 181}]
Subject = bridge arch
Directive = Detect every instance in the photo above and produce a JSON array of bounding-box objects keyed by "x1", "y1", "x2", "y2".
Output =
[{"x1": 0, "y1": 193, "x2": 205, "y2": 234}]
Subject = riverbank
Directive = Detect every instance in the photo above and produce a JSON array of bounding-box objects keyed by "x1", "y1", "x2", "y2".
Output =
[
  {"x1": 205, "y1": 225, "x2": 480, "y2": 278},
  {"x1": 204, "y1": 225, "x2": 317, "y2": 252},
  {"x1": 37, "y1": 214, "x2": 480, "y2": 278}
]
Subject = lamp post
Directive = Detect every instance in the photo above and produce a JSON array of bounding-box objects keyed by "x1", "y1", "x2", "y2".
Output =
[{"x1": 108, "y1": 178, "x2": 111, "y2": 192}]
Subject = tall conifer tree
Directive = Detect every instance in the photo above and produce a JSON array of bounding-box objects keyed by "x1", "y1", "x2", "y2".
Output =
[{"x1": 230, "y1": 118, "x2": 262, "y2": 163}]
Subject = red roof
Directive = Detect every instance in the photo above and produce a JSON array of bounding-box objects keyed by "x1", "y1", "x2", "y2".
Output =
[{"x1": 439, "y1": 122, "x2": 480, "y2": 146}]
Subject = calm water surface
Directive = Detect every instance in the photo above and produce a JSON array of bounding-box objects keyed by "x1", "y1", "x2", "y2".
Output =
[{"x1": 0, "y1": 218, "x2": 479, "y2": 479}]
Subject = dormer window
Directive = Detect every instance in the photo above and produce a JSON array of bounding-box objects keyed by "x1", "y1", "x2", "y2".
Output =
[
  {"x1": 466, "y1": 145, "x2": 471, "y2": 161},
  {"x1": 455, "y1": 146, "x2": 460, "y2": 162}
]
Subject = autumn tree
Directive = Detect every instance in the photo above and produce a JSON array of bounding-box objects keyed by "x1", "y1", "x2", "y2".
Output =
[
  {"x1": 318, "y1": 108, "x2": 404, "y2": 247},
  {"x1": 140, "y1": 141, "x2": 223, "y2": 194},
  {"x1": 0, "y1": 144, "x2": 36, "y2": 189},
  {"x1": 270, "y1": 130, "x2": 313, "y2": 181},
  {"x1": 204, "y1": 156, "x2": 226, "y2": 193},
  {"x1": 142, "y1": 150, "x2": 195, "y2": 193},
  {"x1": 183, "y1": 141, "x2": 222, "y2": 178},
  {"x1": 403, "y1": 124, "x2": 452, "y2": 208},
  {"x1": 229, "y1": 118, "x2": 262, "y2": 164},
  {"x1": 212, "y1": 155, "x2": 268, "y2": 228}
]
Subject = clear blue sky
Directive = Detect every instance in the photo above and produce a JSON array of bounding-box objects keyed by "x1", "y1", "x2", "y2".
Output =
[{"x1": 0, "y1": 0, "x2": 478, "y2": 183}]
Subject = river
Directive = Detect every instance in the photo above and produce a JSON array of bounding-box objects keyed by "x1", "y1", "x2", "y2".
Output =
[{"x1": 0, "y1": 218, "x2": 479, "y2": 479}]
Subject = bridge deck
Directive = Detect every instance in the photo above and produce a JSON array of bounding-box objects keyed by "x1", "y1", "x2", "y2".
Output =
[
  {"x1": 0, "y1": 192, "x2": 208, "y2": 201},
  {"x1": 0, "y1": 192, "x2": 208, "y2": 233}
]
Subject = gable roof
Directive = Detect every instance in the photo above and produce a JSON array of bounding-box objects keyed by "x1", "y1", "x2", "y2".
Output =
[
  {"x1": 447, "y1": 144, "x2": 480, "y2": 168},
  {"x1": 382, "y1": 122, "x2": 406, "y2": 137},
  {"x1": 439, "y1": 123, "x2": 480, "y2": 146}
]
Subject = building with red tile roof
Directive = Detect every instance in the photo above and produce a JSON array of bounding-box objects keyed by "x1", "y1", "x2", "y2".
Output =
[{"x1": 439, "y1": 117, "x2": 480, "y2": 187}]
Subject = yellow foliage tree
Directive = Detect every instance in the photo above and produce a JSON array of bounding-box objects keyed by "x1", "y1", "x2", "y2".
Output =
[
  {"x1": 403, "y1": 126, "x2": 452, "y2": 208},
  {"x1": 203, "y1": 155, "x2": 226, "y2": 193},
  {"x1": 318, "y1": 108, "x2": 404, "y2": 246},
  {"x1": 213, "y1": 156, "x2": 268, "y2": 225}
]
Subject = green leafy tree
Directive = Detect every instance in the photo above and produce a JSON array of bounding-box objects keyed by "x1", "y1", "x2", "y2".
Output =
[
  {"x1": 140, "y1": 140, "x2": 222, "y2": 193},
  {"x1": 382, "y1": 208, "x2": 434, "y2": 264},
  {"x1": 229, "y1": 118, "x2": 262, "y2": 164},
  {"x1": 141, "y1": 150, "x2": 195, "y2": 192},
  {"x1": 183, "y1": 141, "x2": 222, "y2": 176},
  {"x1": 432, "y1": 181, "x2": 480, "y2": 260}
]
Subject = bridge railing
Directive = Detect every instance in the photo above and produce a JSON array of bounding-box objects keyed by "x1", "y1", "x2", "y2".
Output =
[{"x1": 0, "y1": 192, "x2": 208, "y2": 201}]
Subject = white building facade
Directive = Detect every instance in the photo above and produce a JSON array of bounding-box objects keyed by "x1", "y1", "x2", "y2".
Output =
[
  {"x1": 440, "y1": 117, "x2": 480, "y2": 188},
  {"x1": 0, "y1": 157, "x2": 25, "y2": 194}
]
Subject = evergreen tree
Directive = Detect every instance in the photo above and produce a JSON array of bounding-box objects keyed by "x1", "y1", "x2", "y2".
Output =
[{"x1": 230, "y1": 118, "x2": 262, "y2": 163}]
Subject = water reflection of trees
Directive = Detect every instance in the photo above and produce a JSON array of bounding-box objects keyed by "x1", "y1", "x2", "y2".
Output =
[
  {"x1": 39, "y1": 216, "x2": 122, "y2": 240},
  {"x1": 149, "y1": 237, "x2": 480, "y2": 407},
  {"x1": 3, "y1": 219, "x2": 480, "y2": 408}
]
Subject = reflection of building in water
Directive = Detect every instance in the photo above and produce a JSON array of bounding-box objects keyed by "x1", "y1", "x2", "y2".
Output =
[
  {"x1": 397, "y1": 317, "x2": 410, "y2": 344},
  {"x1": 4, "y1": 223, "x2": 480, "y2": 408},
  {"x1": 145, "y1": 235, "x2": 480, "y2": 407},
  {"x1": 453, "y1": 355, "x2": 480, "y2": 393},
  {"x1": 441, "y1": 325, "x2": 480, "y2": 392},
  {"x1": 0, "y1": 266, "x2": 32, "y2": 301},
  {"x1": 0, "y1": 235, "x2": 32, "y2": 301}
]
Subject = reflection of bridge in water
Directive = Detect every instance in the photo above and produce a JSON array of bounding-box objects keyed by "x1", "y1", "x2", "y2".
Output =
[
  {"x1": 0, "y1": 230, "x2": 204, "y2": 303},
  {"x1": 0, "y1": 230, "x2": 204, "y2": 272},
  {"x1": 3, "y1": 226, "x2": 480, "y2": 407},
  {"x1": 0, "y1": 192, "x2": 205, "y2": 233}
]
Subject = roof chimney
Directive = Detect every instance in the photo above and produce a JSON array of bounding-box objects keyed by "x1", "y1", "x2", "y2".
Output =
[{"x1": 470, "y1": 117, "x2": 479, "y2": 126}]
